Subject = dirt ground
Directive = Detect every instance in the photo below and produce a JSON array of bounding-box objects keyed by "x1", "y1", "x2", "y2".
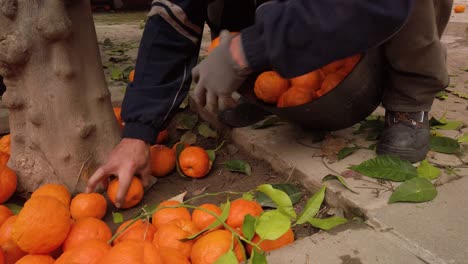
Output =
[{"x1": 92, "y1": 11, "x2": 319, "y2": 238}]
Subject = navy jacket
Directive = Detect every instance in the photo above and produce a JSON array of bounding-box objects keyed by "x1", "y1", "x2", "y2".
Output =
[{"x1": 122, "y1": 0, "x2": 413, "y2": 144}]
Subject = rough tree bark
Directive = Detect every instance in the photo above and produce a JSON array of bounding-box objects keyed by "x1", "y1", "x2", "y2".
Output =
[{"x1": 0, "y1": 0, "x2": 121, "y2": 194}]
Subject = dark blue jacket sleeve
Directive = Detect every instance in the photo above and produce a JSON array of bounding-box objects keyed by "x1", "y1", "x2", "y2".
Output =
[
  {"x1": 241, "y1": 0, "x2": 413, "y2": 78},
  {"x1": 121, "y1": 0, "x2": 206, "y2": 144}
]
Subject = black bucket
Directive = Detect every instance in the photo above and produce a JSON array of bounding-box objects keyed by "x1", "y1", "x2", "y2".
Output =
[{"x1": 237, "y1": 48, "x2": 385, "y2": 131}]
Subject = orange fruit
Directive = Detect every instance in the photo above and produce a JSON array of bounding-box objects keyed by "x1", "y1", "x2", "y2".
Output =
[
  {"x1": 151, "y1": 200, "x2": 191, "y2": 229},
  {"x1": 0, "y1": 135, "x2": 10, "y2": 154},
  {"x1": 70, "y1": 193, "x2": 107, "y2": 220},
  {"x1": 247, "y1": 228, "x2": 294, "y2": 254},
  {"x1": 277, "y1": 87, "x2": 317, "y2": 108},
  {"x1": 0, "y1": 152, "x2": 9, "y2": 167},
  {"x1": 16, "y1": 254, "x2": 54, "y2": 264},
  {"x1": 55, "y1": 239, "x2": 110, "y2": 264},
  {"x1": 12, "y1": 196, "x2": 72, "y2": 254},
  {"x1": 254, "y1": 71, "x2": 290, "y2": 104},
  {"x1": 178, "y1": 146, "x2": 211, "y2": 178},
  {"x1": 0, "y1": 206, "x2": 13, "y2": 228},
  {"x1": 341, "y1": 54, "x2": 361, "y2": 75},
  {"x1": 0, "y1": 166, "x2": 17, "y2": 204},
  {"x1": 0, "y1": 215, "x2": 27, "y2": 264},
  {"x1": 30, "y1": 184, "x2": 71, "y2": 207},
  {"x1": 113, "y1": 107, "x2": 124, "y2": 129},
  {"x1": 226, "y1": 198, "x2": 263, "y2": 229},
  {"x1": 454, "y1": 5, "x2": 465, "y2": 13},
  {"x1": 113, "y1": 219, "x2": 157, "y2": 245},
  {"x1": 321, "y1": 59, "x2": 346, "y2": 74},
  {"x1": 0, "y1": 216, "x2": 16, "y2": 245},
  {"x1": 207, "y1": 32, "x2": 239, "y2": 53},
  {"x1": 152, "y1": 219, "x2": 199, "y2": 258},
  {"x1": 316, "y1": 73, "x2": 345, "y2": 97},
  {"x1": 1, "y1": 240, "x2": 26, "y2": 264},
  {"x1": 191, "y1": 229, "x2": 244, "y2": 264},
  {"x1": 0, "y1": 248, "x2": 4, "y2": 264},
  {"x1": 62, "y1": 217, "x2": 112, "y2": 252},
  {"x1": 155, "y1": 130, "x2": 169, "y2": 144},
  {"x1": 290, "y1": 70, "x2": 324, "y2": 92},
  {"x1": 158, "y1": 246, "x2": 190, "y2": 264},
  {"x1": 98, "y1": 240, "x2": 162, "y2": 264},
  {"x1": 192, "y1": 203, "x2": 223, "y2": 231},
  {"x1": 149, "y1": 145, "x2": 176, "y2": 177},
  {"x1": 113, "y1": 107, "x2": 122, "y2": 123},
  {"x1": 128, "y1": 69, "x2": 135, "y2": 83},
  {"x1": 107, "y1": 176, "x2": 144, "y2": 209}
]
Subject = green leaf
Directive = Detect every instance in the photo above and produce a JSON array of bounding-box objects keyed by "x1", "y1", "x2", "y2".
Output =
[
  {"x1": 417, "y1": 160, "x2": 441, "y2": 180},
  {"x1": 242, "y1": 192, "x2": 255, "y2": 201},
  {"x1": 206, "y1": 149, "x2": 216, "y2": 163},
  {"x1": 255, "y1": 210, "x2": 291, "y2": 241},
  {"x1": 112, "y1": 212, "x2": 124, "y2": 224},
  {"x1": 103, "y1": 38, "x2": 113, "y2": 46},
  {"x1": 257, "y1": 184, "x2": 296, "y2": 219},
  {"x1": 349, "y1": 155, "x2": 417, "y2": 182},
  {"x1": 435, "y1": 91, "x2": 448, "y2": 100},
  {"x1": 179, "y1": 95, "x2": 190, "y2": 109},
  {"x1": 337, "y1": 146, "x2": 360, "y2": 160},
  {"x1": 296, "y1": 185, "x2": 327, "y2": 225},
  {"x1": 180, "y1": 131, "x2": 197, "y2": 145},
  {"x1": 242, "y1": 214, "x2": 257, "y2": 240},
  {"x1": 122, "y1": 65, "x2": 134, "y2": 80},
  {"x1": 110, "y1": 67, "x2": 123, "y2": 81},
  {"x1": 250, "y1": 249, "x2": 268, "y2": 264},
  {"x1": 367, "y1": 143, "x2": 377, "y2": 151},
  {"x1": 366, "y1": 128, "x2": 382, "y2": 141},
  {"x1": 429, "y1": 117, "x2": 445, "y2": 127},
  {"x1": 255, "y1": 183, "x2": 303, "y2": 208},
  {"x1": 431, "y1": 119, "x2": 463, "y2": 130},
  {"x1": 429, "y1": 136, "x2": 460, "y2": 154},
  {"x1": 4, "y1": 203, "x2": 22, "y2": 215},
  {"x1": 388, "y1": 177, "x2": 438, "y2": 204},
  {"x1": 198, "y1": 122, "x2": 218, "y2": 138},
  {"x1": 175, "y1": 113, "x2": 199, "y2": 130},
  {"x1": 322, "y1": 174, "x2": 359, "y2": 194},
  {"x1": 457, "y1": 133, "x2": 468, "y2": 143},
  {"x1": 307, "y1": 216, "x2": 348, "y2": 231},
  {"x1": 223, "y1": 160, "x2": 252, "y2": 176},
  {"x1": 450, "y1": 90, "x2": 468, "y2": 99},
  {"x1": 251, "y1": 116, "x2": 283, "y2": 129},
  {"x1": 214, "y1": 250, "x2": 238, "y2": 264}
]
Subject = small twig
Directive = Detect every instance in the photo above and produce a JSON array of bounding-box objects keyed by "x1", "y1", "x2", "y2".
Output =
[
  {"x1": 285, "y1": 166, "x2": 296, "y2": 182},
  {"x1": 321, "y1": 157, "x2": 341, "y2": 175},
  {"x1": 75, "y1": 154, "x2": 93, "y2": 191}
]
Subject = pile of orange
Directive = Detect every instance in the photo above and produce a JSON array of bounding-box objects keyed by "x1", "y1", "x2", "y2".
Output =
[
  {"x1": 254, "y1": 54, "x2": 361, "y2": 107},
  {"x1": 0, "y1": 183, "x2": 294, "y2": 264}
]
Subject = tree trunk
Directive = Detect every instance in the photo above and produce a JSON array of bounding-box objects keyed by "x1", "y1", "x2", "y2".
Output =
[{"x1": 0, "y1": 0, "x2": 121, "y2": 194}]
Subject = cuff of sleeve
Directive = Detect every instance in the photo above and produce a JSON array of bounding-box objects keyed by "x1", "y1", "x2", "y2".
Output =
[
  {"x1": 122, "y1": 122, "x2": 159, "y2": 145},
  {"x1": 241, "y1": 26, "x2": 270, "y2": 72}
]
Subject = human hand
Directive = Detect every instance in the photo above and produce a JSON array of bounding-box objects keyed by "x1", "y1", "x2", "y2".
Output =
[
  {"x1": 192, "y1": 30, "x2": 251, "y2": 113},
  {"x1": 86, "y1": 138, "x2": 151, "y2": 208}
]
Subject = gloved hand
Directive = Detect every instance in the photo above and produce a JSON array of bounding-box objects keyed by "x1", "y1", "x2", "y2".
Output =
[{"x1": 192, "y1": 30, "x2": 251, "y2": 113}]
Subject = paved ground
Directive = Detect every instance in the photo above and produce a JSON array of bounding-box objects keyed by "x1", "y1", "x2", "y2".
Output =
[{"x1": 1, "y1": 3, "x2": 467, "y2": 264}]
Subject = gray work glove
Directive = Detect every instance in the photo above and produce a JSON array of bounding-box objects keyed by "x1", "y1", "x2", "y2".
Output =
[{"x1": 192, "y1": 30, "x2": 251, "y2": 113}]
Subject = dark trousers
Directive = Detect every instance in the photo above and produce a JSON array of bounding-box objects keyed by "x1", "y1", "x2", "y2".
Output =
[{"x1": 382, "y1": 0, "x2": 452, "y2": 112}]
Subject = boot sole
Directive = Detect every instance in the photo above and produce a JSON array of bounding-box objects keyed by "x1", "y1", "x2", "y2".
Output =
[{"x1": 376, "y1": 144, "x2": 428, "y2": 163}]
